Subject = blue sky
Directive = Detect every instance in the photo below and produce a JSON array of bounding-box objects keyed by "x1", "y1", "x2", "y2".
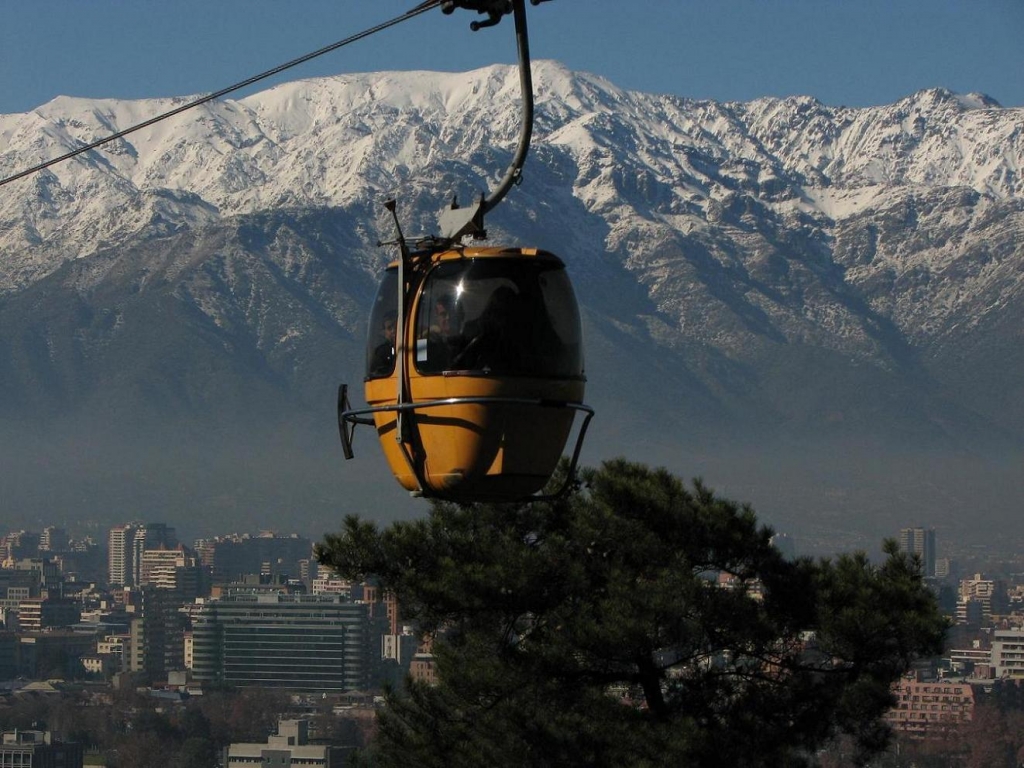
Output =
[{"x1": 2, "y1": 0, "x2": 1022, "y2": 115}]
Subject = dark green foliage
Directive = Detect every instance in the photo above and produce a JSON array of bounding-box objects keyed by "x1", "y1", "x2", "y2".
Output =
[{"x1": 318, "y1": 459, "x2": 947, "y2": 768}]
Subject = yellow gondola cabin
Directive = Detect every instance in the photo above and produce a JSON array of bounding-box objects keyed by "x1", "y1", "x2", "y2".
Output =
[{"x1": 342, "y1": 244, "x2": 591, "y2": 502}]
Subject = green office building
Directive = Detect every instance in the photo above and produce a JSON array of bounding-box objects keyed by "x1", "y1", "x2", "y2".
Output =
[{"x1": 190, "y1": 593, "x2": 386, "y2": 692}]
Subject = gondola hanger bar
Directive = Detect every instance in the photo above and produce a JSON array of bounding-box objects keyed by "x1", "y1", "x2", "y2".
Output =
[{"x1": 438, "y1": 0, "x2": 539, "y2": 241}]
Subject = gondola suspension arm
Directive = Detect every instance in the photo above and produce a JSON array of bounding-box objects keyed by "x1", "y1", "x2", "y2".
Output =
[{"x1": 438, "y1": 0, "x2": 543, "y2": 240}]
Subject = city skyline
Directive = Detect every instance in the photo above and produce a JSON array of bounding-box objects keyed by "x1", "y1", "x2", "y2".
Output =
[{"x1": 5, "y1": 511, "x2": 1024, "y2": 764}]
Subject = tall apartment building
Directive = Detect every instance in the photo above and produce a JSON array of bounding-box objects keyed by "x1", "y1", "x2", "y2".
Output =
[
  {"x1": 190, "y1": 593, "x2": 387, "y2": 692},
  {"x1": 898, "y1": 527, "x2": 937, "y2": 578},
  {"x1": 108, "y1": 523, "x2": 177, "y2": 588},
  {"x1": 139, "y1": 545, "x2": 204, "y2": 601},
  {"x1": 108, "y1": 524, "x2": 137, "y2": 587},
  {"x1": 117, "y1": 543, "x2": 205, "y2": 683},
  {"x1": 131, "y1": 524, "x2": 176, "y2": 587}
]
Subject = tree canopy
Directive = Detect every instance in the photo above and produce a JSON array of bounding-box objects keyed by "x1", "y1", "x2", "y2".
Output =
[{"x1": 317, "y1": 459, "x2": 946, "y2": 767}]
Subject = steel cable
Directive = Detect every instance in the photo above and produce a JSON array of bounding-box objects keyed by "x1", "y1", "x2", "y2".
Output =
[{"x1": 0, "y1": 2, "x2": 441, "y2": 188}]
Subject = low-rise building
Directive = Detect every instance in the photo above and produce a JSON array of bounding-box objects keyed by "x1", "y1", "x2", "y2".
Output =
[
  {"x1": 992, "y1": 629, "x2": 1024, "y2": 679},
  {"x1": 886, "y1": 676, "x2": 975, "y2": 735},
  {"x1": 0, "y1": 729, "x2": 83, "y2": 768},
  {"x1": 96, "y1": 633, "x2": 131, "y2": 673},
  {"x1": 947, "y1": 639, "x2": 991, "y2": 677},
  {"x1": 223, "y1": 719, "x2": 351, "y2": 768}
]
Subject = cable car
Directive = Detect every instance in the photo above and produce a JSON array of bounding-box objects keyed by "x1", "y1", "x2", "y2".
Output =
[{"x1": 338, "y1": 0, "x2": 592, "y2": 502}]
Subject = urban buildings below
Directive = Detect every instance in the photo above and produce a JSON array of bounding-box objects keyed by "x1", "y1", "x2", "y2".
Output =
[{"x1": 8, "y1": 513, "x2": 1024, "y2": 755}]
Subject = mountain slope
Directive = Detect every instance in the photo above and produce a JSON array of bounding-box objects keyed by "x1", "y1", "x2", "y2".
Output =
[{"x1": 1, "y1": 63, "x2": 1023, "y2": 549}]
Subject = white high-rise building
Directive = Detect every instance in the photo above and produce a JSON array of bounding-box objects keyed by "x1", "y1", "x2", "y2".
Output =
[{"x1": 108, "y1": 524, "x2": 137, "y2": 587}]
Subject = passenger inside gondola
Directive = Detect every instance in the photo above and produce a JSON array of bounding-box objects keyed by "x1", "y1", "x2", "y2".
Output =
[
  {"x1": 417, "y1": 291, "x2": 467, "y2": 373},
  {"x1": 454, "y1": 285, "x2": 526, "y2": 373},
  {"x1": 369, "y1": 310, "x2": 397, "y2": 376}
]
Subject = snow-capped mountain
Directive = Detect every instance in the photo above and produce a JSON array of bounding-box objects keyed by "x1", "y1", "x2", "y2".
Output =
[{"x1": 1, "y1": 62, "x2": 1023, "y2": 547}]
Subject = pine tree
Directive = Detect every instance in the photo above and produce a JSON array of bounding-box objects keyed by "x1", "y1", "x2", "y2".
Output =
[{"x1": 317, "y1": 459, "x2": 946, "y2": 767}]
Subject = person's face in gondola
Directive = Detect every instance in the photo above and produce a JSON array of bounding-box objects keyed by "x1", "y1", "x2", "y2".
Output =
[{"x1": 435, "y1": 300, "x2": 454, "y2": 337}]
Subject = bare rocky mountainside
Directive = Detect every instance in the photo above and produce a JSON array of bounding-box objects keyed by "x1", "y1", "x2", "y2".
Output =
[{"x1": 1, "y1": 62, "x2": 1022, "y2": 550}]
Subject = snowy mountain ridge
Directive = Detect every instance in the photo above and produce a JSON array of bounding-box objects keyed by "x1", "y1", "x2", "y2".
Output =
[{"x1": 1, "y1": 61, "x2": 1020, "y2": 292}]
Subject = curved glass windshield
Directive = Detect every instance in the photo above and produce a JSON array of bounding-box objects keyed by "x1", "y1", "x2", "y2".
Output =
[
  {"x1": 414, "y1": 258, "x2": 583, "y2": 378},
  {"x1": 365, "y1": 268, "x2": 399, "y2": 379}
]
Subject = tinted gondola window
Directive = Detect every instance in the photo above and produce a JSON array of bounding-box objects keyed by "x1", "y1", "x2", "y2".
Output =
[
  {"x1": 415, "y1": 258, "x2": 583, "y2": 377},
  {"x1": 365, "y1": 268, "x2": 399, "y2": 379}
]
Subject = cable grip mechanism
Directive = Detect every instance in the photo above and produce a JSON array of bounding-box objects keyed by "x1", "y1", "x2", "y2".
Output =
[{"x1": 441, "y1": 0, "x2": 550, "y2": 31}]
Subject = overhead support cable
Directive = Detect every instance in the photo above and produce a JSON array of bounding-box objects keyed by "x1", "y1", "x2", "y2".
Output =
[{"x1": 0, "y1": 2, "x2": 442, "y2": 188}]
